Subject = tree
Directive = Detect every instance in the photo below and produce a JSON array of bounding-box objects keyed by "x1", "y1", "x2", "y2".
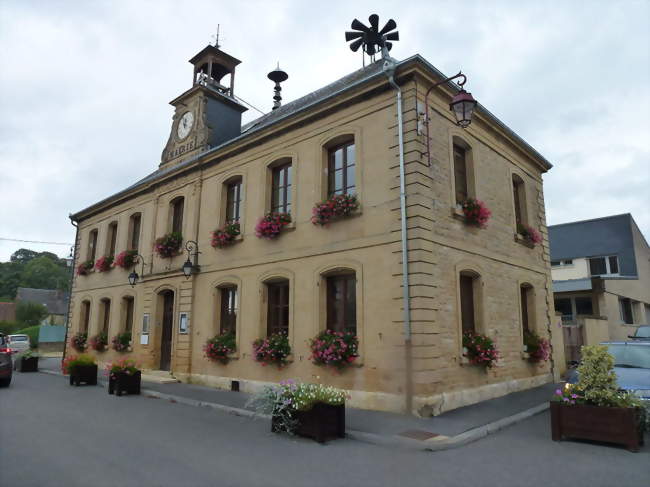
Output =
[
  {"x1": 16, "y1": 301, "x2": 49, "y2": 327},
  {"x1": 20, "y1": 256, "x2": 70, "y2": 292}
]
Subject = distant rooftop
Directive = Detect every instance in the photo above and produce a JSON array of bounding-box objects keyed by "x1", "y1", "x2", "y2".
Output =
[{"x1": 15, "y1": 288, "x2": 69, "y2": 315}]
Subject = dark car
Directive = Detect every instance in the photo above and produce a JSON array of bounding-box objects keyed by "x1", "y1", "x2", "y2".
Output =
[
  {"x1": 0, "y1": 333, "x2": 13, "y2": 387},
  {"x1": 628, "y1": 325, "x2": 650, "y2": 342}
]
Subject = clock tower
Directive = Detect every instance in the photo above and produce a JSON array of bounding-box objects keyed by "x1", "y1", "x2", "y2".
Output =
[{"x1": 161, "y1": 45, "x2": 248, "y2": 167}]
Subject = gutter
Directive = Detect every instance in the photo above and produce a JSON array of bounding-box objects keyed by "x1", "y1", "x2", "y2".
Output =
[{"x1": 62, "y1": 216, "x2": 78, "y2": 363}]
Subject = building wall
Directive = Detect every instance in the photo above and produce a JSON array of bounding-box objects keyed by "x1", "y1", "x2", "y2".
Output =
[{"x1": 551, "y1": 258, "x2": 589, "y2": 281}]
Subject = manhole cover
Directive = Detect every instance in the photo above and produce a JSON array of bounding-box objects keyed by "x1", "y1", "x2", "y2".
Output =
[{"x1": 398, "y1": 430, "x2": 440, "y2": 441}]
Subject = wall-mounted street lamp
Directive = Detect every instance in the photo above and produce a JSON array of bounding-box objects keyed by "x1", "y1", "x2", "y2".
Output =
[
  {"x1": 128, "y1": 254, "x2": 147, "y2": 287},
  {"x1": 182, "y1": 240, "x2": 201, "y2": 279}
]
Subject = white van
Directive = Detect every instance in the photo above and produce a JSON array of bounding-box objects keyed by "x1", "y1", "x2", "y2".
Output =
[{"x1": 8, "y1": 334, "x2": 30, "y2": 353}]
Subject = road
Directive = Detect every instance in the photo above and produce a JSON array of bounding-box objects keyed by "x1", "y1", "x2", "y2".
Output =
[{"x1": 1, "y1": 370, "x2": 648, "y2": 487}]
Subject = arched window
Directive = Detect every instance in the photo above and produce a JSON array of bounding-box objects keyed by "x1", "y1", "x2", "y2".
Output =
[
  {"x1": 122, "y1": 296, "x2": 135, "y2": 334},
  {"x1": 217, "y1": 285, "x2": 238, "y2": 335},
  {"x1": 328, "y1": 140, "x2": 356, "y2": 197},
  {"x1": 107, "y1": 221, "x2": 118, "y2": 257},
  {"x1": 99, "y1": 298, "x2": 111, "y2": 336},
  {"x1": 170, "y1": 197, "x2": 184, "y2": 234},
  {"x1": 270, "y1": 162, "x2": 292, "y2": 214},
  {"x1": 326, "y1": 271, "x2": 357, "y2": 333},
  {"x1": 80, "y1": 300, "x2": 91, "y2": 334},
  {"x1": 87, "y1": 229, "x2": 98, "y2": 262},
  {"x1": 520, "y1": 284, "x2": 534, "y2": 335},
  {"x1": 128, "y1": 213, "x2": 142, "y2": 251},
  {"x1": 512, "y1": 174, "x2": 527, "y2": 226},
  {"x1": 225, "y1": 178, "x2": 242, "y2": 223},
  {"x1": 459, "y1": 271, "x2": 481, "y2": 334},
  {"x1": 266, "y1": 279, "x2": 289, "y2": 335}
]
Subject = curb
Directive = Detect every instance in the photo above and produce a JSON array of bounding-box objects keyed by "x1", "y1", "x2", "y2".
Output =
[{"x1": 38, "y1": 369, "x2": 548, "y2": 451}]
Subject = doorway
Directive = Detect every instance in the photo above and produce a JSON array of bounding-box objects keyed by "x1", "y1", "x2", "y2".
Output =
[{"x1": 159, "y1": 290, "x2": 174, "y2": 371}]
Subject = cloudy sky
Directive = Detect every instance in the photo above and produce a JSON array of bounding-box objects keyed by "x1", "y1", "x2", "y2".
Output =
[{"x1": 1, "y1": 0, "x2": 648, "y2": 261}]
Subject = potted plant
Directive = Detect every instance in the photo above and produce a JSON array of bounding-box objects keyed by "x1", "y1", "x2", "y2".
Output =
[
  {"x1": 154, "y1": 232, "x2": 183, "y2": 258},
  {"x1": 252, "y1": 333, "x2": 291, "y2": 368},
  {"x1": 309, "y1": 329, "x2": 359, "y2": 370},
  {"x1": 62, "y1": 354, "x2": 98, "y2": 386},
  {"x1": 111, "y1": 331, "x2": 132, "y2": 352},
  {"x1": 255, "y1": 213, "x2": 291, "y2": 239},
  {"x1": 523, "y1": 330, "x2": 551, "y2": 363},
  {"x1": 462, "y1": 331, "x2": 499, "y2": 368},
  {"x1": 17, "y1": 349, "x2": 39, "y2": 372},
  {"x1": 211, "y1": 221, "x2": 241, "y2": 248},
  {"x1": 114, "y1": 250, "x2": 138, "y2": 269},
  {"x1": 311, "y1": 194, "x2": 359, "y2": 226},
  {"x1": 107, "y1": 358, "x2": 141, "y2": 396},
  {"x1": 94, "y1": 255, "x2": 114, "y2": 272},
  {"x1": 461, "y1": 198, "x2": 491, "y2": 228},
  {"x1": 517, "y1": 223, "x2": 542, "y2": 246},
  {"x1": 204, "y1": 332, "x2": 236, "y2": 364},
  {"x1": 247, "y1": 380, "x2": 347, "y2": 443},
  {"x1": 76, "y1": 260, "x2": 94, "y2": 276},
  {"x1": 70, "y1": 332, "x2": 88, "y2": 352},
  {"x1": 90, "y1": 332, "x2": 108, "y2": 352},
  {"x1": 551, "y1": 345, "x2": 645, "y2": 452}
]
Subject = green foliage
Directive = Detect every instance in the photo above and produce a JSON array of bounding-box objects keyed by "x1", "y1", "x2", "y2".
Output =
[
  {"x1": 15, "y1": 325, "x2": 40, "y2": 348},
  {"x1": 16, "y1": 301, "x2": 48, "y2": 327},
  {"x1": 62, "y1": 353, "x2": 96, "y2": 374},
  {"x1": 0, "y1": 320, "x2": 21, "y2": 335},
  {"x1": 0, "y1": 248, "x2": 71, "y2": 299}
]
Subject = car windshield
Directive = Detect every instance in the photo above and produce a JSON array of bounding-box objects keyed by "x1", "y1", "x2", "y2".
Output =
[
  {"x1": 10, "y1": 336, "x2": 28, "y2": 341},
  {"x1": 635, "y1": 327, "x2": 650, "y2": 338},
  {"x1": 606, "y1": 344, "x2": 650, "y2": 369}
]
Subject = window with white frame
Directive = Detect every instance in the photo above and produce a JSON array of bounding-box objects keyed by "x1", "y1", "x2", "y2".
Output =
[
  {"x1": 551, "y1": 259, "x2": 574, "y2": 267},
  {"x1": 588, "y1": 256, "x2": 619, "y2": 276}
]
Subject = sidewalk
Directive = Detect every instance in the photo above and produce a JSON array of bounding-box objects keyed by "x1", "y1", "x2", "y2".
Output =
[{"x1": 38, "y1": 357, "x2": 555, "y2": 450}]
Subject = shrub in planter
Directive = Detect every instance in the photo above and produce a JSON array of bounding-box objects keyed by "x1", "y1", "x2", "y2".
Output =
[
  {"x1": 551, "y1": 345, "x2": 645, "y2": 451},
  {"x1": 211, "y1": 221, "x2": 240, "y2": 248},
  {"x1": 517, "y1": 223, "x2": 542, "y2": 245},
  {"x1": 95, "y1": 255, "x2": 114, "y2": 272},
  {"x1": 111, "y1": 332, "x2": 132, "y2": 352},
  {"x1": 62, "y1": 354, "x2": 98, "y2": 386},
  {"x1": 204, "y1": 332, "x2": 236, "y2": 364},
  {"x1": 70, "y1": 332, "x2": 87, "y2": 352},
  {"x1": 311, "y1": 194, "x2": 359, "y2": 226},
  {"x1": 17, "y1": 350, "x2": 39, "y2": 372},
  {"x1": 461, "y1": 198, "x2": 491, "y2": 228},
  {"x1": 154, "y1": 232, "x2": 183, "y2": 258},
  {"x1": 106, "y1": 358, "x2": 141, "y2": 396},
  {"x1": 114, "y1": 250, "x2": 138, "y2": 269},
  {"x1": 524, "y1": 330, "x2": 551, "y2": 363},
  {"x1": 246, "y1": 380, "x2": 347, "y2": 442},
  {"x1": 255, "y1": 213, "x2": 291, "y2": 239},
  {"x1": 309, "y1": 329, "x2": 359, "y2": 370},
  {"x1": 253, "y1": 332, "x2": 291, "y2": 368},
  {"x1": 89, "y1": 332, "x2": 108, "y2": 352},
  {"x1": 462, "y1": 331, "x2": 499, "y2": 368},
  {"x1": 76, "y1": 261, "x2": 94, "y2": 276}
]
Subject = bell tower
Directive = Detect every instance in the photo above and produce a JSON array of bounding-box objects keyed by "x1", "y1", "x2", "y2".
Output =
[{"x1": 161, "y1": 44, "x2": 248, "y2": 167}]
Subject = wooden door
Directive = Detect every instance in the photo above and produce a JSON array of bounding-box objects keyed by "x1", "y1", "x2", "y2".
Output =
[{"x1": 160, "y1": 291, "x2": 174, "y2": 371}]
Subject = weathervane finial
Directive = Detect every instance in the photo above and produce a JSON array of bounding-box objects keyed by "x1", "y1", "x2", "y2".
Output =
[{"x1": 211, "y1": 24, "x2": 222, "y2": 48}]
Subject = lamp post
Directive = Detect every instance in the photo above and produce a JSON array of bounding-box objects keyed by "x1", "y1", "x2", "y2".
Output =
[
  {"x1": 182, "y1": 240, "x2": 201, "y2": 279},
  {"x1": 128, "y1": 254, "x2": 147, "y2": 287}
]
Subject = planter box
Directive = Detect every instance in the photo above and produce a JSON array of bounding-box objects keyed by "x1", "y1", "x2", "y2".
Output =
[
  {"x1": 108, "y1": 371, "x2": 141, "y2": 396},
  {"x1": 550, "y1": 401, "x2": 645, "y2": 452},
  {"x1": 272, "y1": 403, "x2": 345, "y2": 443},
  {"x1": 18, "y1": 356, "x2": 38, "y2": 372},
  {"x1": 69, "y1": 364, "x2": 98, "y2": 386}
]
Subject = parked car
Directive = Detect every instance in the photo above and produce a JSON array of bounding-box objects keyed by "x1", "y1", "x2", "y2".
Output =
[
  {"x1": 7, "y1": 334, "x2": 30, "y2": 353},
  {"x1": 0, "y1": 333, "x2": 13, "y2": 387},
  {"x1": 566, "y1": 341, "x2": 650, "y2": 402},
  {"x1": 628, "y1": 325, "x2": 650, "y2": 342}
]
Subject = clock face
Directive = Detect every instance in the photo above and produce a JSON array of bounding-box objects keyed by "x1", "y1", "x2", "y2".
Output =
[{"x1": 177, "y1": 111, "x2": 194, "y2": 139}]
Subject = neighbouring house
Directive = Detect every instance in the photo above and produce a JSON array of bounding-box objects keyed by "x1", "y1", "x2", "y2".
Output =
[
  {"x1": 16, "y1": 288, "x2": 69, "y2": 325},
  {"x1": 0, "y1": 302, "x2": 16, "y2": 322},
  {"x1": 549, "y1": 214, "x2": 650, "y2": 362},
  {"x1": 66, "y1": 36, "x2": 556, "y2": 416}
]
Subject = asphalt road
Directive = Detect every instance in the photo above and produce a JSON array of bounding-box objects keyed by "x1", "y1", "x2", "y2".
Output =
[{"x1": 1, "y1": 371, "x2": 648, "y2": 487}]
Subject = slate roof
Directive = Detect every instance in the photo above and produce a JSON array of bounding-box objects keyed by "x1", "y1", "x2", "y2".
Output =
[{"x1": 15, "y1": 288, "x2": 69, "y2": 315}]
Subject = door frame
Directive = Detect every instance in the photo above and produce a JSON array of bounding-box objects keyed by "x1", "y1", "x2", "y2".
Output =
[{"x1": 155, "y1": 288, "x2": 176, "y2": 372}]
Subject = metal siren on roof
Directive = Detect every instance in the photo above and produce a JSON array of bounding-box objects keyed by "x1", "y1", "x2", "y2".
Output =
[
  {"x1": 267, "y1": 64, "x2": 289, "y2": 110},
  {"x1": 450, "y1": 89, "x2": 478, "y2": 129},
  {"x1": 345, "y1": 14, "x2": 399, "y2": 61}
]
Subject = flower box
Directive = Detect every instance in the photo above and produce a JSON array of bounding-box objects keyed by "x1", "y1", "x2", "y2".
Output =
[
  {"x1": 311, "y1": 194, "x2": 359, "y2": 226},
  {"x1": 255, "y1": 213, "x2": 291, "y2": 239},
  {"x1": 69, "y1": 364, "x2": 98, "y2": 386},
  {"x1": 211, "y1": 221, "x2": 241, "y2": 248},
  {"x1": 154, "y1": 232, "x2": 183, "y2": 258},
  {"x1": 272, "y1": 403, "x2": 345, "y2": 443},
  {"x1": 108, "y1": 370, "x2": 141, "y2": 396},
  {"x1": 18, "y1": 356, "x2": 38, "y2": 372},
  {"x1": 550, "y1": 402, "x2": 645, "y2": 452}
]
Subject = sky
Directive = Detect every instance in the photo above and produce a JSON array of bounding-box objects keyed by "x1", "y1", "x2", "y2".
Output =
[{"x1": 1, "y1": 0, "x2": 649, "y2": 261}]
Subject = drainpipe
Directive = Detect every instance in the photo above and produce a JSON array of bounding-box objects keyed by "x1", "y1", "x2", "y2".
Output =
[
  {"x1": 62, "y1": 216, "x2": 79, "y2": 366},
  {"x1": 383, "y1": 55, "x2": 413, "y2": 414}
]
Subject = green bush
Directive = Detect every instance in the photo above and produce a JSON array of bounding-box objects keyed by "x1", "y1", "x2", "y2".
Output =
[
  {"x1": 15, "y1": 325, "x2": 40, "y2": 349},
  {"x1": 0, "y1": 320, "x2": 21, "y2": 335},
  {"x1": 16, "y1": 301, "x2": 48, "y2": 327}
]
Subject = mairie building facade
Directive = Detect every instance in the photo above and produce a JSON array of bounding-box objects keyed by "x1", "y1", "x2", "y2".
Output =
[{"x1": 66, "y1": 44, "x2": 556, "y2": 415}]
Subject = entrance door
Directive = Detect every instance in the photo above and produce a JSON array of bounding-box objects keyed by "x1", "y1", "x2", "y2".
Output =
[{"x1": 160, "y1": 291, "x2": 174, "y2": 371}]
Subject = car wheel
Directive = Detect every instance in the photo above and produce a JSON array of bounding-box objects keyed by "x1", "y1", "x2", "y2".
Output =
[{"x1": 0, "y1": 376, "x2": 11, "y2": 387}]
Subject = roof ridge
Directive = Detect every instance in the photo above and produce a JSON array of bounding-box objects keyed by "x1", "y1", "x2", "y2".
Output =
[{"x1": 548, "y1": 213, "x2": 632, "y2": 228}]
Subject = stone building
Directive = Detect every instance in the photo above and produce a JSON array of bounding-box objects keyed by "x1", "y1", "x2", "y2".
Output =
[{"x1": 67, "y1": 42, "x2": 556, "y2": 415}]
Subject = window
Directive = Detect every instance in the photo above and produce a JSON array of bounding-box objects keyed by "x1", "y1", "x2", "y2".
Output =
[
  {"x1": 100, "y1": 298, "x2": 111, "y2": 335},
  {"x1": 266, "y1": 280, "x2": 289, "y2": 335},
  {"x1": 219, "y1": 286, "x2": 238, "y2": 335},
  {"x1": 107, "y1": 221, "x2": 118, "y2": 257},
  {"x1": 88, "y1": 229, "x2": 98, "y2": 262},
  {"x1": 80, "y1": 300, "x2": 91, "y2": 333},
  {"x1": 459, "y1": 272, "x2": 480, "y2": 333},
  {"x1": 551, "y1": 259, "x2": 573, "y2": 267},
  {"x1": 129, "y1": 213, "x2": 141, "y2": 251},
  {"x1": 512, "y1": 174, "x2": 526, "y2": 225},
  {"x1": 326, "y1": 273, "x2": 356, "y2": 333},
  {"x1": 328, "y1": 141, "x2": 356, "y2": 196},
  {"x1": 271, "y1": 163, "x2": 291, "y2": 214},
  {"x1": 225, "y1": 179, "x2": 242, "y2": 223},
  {"x1": 520, "y1": 284, "x2": 533, "y2": 334},
  {"x1": 575, "y1": 297, "x2": 593, "y2": 316},
  {"x1": 170, "y1": 197, "x2": 184, "y2": 234},
  {"x1": 453, "y1": 144, "x2": 469, "y2": 206},
  {"x1": 619, "y1": 298, "x2": 634, "y2": 324},
  {"x1": 589, "y1": 256, "x2": 619, "y2": 276},
  {"x1": 123, "y1": 297, "x2": 134, "y2": 334},
  {"x1": 554, "y1": 298, "x2": 572, "y2": 321}
]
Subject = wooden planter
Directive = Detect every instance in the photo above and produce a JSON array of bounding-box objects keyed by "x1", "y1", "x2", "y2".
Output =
[
  {"x1": 69, "y1": 364, "x2": 98, "y2": 386},
  {"x1": 18, "y1": 356, "x2": 38, "y2": 372},
  {"x1": 108, "y1": 371, "x2": 141, "y2": 396},
  {"x1": 272, "y1": 403, "x2": 345, "y2": 443},
  {"x1": 550, "y1": 401, "x2": 645, "y2": 452}
]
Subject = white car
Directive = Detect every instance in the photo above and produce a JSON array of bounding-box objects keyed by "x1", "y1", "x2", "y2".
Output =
[{"x1": 7, "y1": 334, "x2": 30, "y2": 353}]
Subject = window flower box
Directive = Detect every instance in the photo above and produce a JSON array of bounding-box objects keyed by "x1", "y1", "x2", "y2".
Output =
[
  {"x1": 111, "y1": 332, "x2": 132, "y2": 352},
  {"x1": 523, "y1": 331, "x2": 551, "y2": 363},
  {"x1": 273, "y1": 403, "x2": 346, "y2": 443},
  {"x1": 252, "y1": 333, "x2": 291, "y2": 368},
  {"x1": 90, "y1": 333, "x2": 108, "y2": 352},
  {"x1": 462, "y1": 331, "x2": 499, "y2": 368},
  {"x1": 516, "y1": 223, "x2": 542, "y2": 246},
  {"x1": 211, "y1": 221, "x2": 241, "y2": 248},
  {"x1": 76, "y1": 261, "x2": 94, "y2": 276},
  {"x1": 461, "y1": 198, "x2": 491, "y2": 228},
  {"x1": 17, "y1": 354, "x2": 39, "y2": 372},
  {"x1": 114, "y1": 250, "x2": 138, "y2": 269},
  {"x1": 95, "y1": 255, "x2": 114, "y2": 272},
  {"x1": 309, "y1": 329, "x2": 359, "y2": 370},
  {"x1": 70, "y1": 332, "x2": 87, "y2": 352},
  {"x1": 154, "y1": 232, "x2": 183, "y2": 258},
  {"x1": 255, "y1": 213, "x2": 291, "y2": 239},
  {"x1": 204, "y1": 333, "x2": 236, "y2": 364},
  {"x1": 311, "y1": 194, "x2": 359, "y2": 226}
]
